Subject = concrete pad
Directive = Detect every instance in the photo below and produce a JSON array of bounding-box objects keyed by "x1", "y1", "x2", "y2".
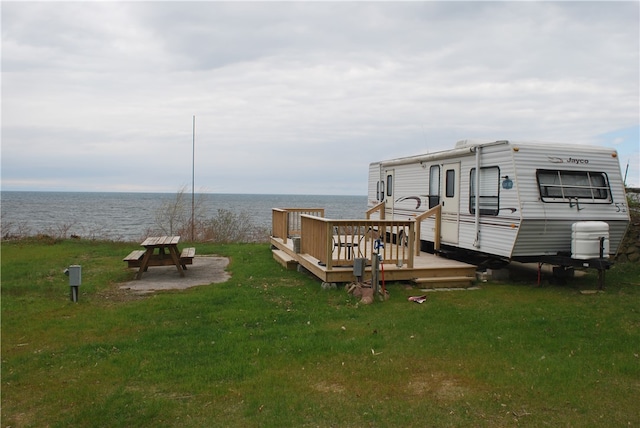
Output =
[{"x1": 120, "y1": 255, "x2": 230, "y2": 294}]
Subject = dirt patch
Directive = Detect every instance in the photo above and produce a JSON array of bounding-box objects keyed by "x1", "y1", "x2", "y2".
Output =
[
  {"x1": 407, "y1": 372, "x2": 471, "y2": 401},
  {"x1": 313, "y1": 381, "x2": 346, "y2": 394},
  {"x1": 119, "y1": 255, "x2": 230, "y2": 294}
]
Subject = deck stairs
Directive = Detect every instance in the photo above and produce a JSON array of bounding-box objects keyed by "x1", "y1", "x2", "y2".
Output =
[{"x1": 272, "y1": 249, "x2": 298, "y2": 271}]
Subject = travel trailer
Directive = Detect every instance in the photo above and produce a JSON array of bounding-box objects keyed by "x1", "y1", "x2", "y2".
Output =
[{"x1": 368, "y1": 140, "x2": 630, "y2": 270}]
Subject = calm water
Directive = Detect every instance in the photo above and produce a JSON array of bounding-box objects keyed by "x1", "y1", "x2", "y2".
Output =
[{"x1": 1, "y1": 191, "x2": 367, "y2": 241}]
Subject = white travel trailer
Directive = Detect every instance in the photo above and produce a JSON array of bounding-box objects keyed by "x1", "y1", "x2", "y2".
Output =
[{"x1": 368, "y1": 140, "x2": 630, "y2": 270}]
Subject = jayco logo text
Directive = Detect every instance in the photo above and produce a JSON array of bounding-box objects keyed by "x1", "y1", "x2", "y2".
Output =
[{"x1": 547, "y1": 156, "x2": 589, "y2": 164}]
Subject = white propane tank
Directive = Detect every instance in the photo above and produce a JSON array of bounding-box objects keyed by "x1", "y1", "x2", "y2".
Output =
[{"x1": 571, "y1": 221, "x2": 609, "y2": 260}]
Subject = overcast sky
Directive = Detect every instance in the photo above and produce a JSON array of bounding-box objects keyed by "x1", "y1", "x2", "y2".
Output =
[{"x1": 2, "y1": 1, "x2": 639, "y2": 195}]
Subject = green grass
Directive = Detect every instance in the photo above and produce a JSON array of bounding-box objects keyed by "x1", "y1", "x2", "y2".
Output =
[{"x1": 2, "y1": 238, "x2": 639, "y2": 427}]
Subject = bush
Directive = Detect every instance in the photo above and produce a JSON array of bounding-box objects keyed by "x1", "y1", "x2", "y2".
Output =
[
  {"x1": 153, "y1": 188, "x2": 269, "y2": 243},
  {"x1": 201, "y1": 209, "x2": 268, "y2": 243}
]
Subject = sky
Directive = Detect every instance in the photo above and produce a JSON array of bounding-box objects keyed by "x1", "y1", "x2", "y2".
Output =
[{"x1": 2, "y1": 1, "x2": 639, "y2": 195}]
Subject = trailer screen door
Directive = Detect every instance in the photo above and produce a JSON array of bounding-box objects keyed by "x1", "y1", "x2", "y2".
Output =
[{"x1": 441, "y1": 163, "x2": 460, "y2": 244}]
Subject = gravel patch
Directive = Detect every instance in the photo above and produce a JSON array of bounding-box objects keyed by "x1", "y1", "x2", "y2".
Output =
[{"x1": 120, "y1": 255, "x2": 230, "y2": 294}]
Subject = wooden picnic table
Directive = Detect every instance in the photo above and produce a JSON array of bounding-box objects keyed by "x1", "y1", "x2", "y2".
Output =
[
  {"x1": 121, "y1": 235, "x2": 194, "y2": 280},
  {"x1": 136, "y1": 236, "x2": 183, "y2": 280}
]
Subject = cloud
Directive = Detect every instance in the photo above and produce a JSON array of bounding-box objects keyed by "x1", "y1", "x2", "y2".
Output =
[
  {"x1": 595, "y1": 125, "x2": 640, "y2": 188},
  {"x1": 2, "y1": 1, "x2": 638, "y2": 194}
]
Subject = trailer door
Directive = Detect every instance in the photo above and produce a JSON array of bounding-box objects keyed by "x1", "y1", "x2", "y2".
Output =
[
  {"x1": 441, "y1": 162, "x2": 460, "y2": 244},
  {"x1": 384, "y1": 169, "x2": 395, "y2": 218}
]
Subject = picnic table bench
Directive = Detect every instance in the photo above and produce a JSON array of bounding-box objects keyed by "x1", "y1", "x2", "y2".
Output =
[
  {"x1": 123, "y1": 247, "x2": 196, "y2": 268},
  {"x1": 122, "y1": 236, "x2": 196, "y2": 279}
]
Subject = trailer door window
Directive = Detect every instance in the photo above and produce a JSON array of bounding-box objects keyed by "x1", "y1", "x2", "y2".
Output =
[
  {"x1": 428, "y1": 165, "x2": 440, "y2": 208},
  {"x1": 445, "y1": 169, "x2": 455, "y2": 198},
  {"x1": 537, "y1": 170, "x2": 611, "y2": 203},
  {"x1": 469, "y1": 166, "x2": 500, "y2": 216},
  {"x1": 386, "y1": 174, "x2": 393, "y2": 197}
]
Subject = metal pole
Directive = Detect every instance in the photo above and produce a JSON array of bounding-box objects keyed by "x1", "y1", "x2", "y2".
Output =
[
  {"x1": 371, "y1": 255, "x2": 379, "y2": 296},
  {"x1": 598, "y1": 236, "x2": 606, "y2": 290},
  {"x1": 191, "y1": 115, "x2": 195, "y2": 241},
  {"x1": 372, "y1": 238, "x2": 383, "y2": 296},
  {"x1": 624, "y1": 160, "x2": 629, "y2": 186}
]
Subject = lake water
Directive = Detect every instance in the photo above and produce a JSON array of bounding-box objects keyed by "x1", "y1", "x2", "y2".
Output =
[{"x1": 1, "y1": 191, "x2": 368, "y2": 241}]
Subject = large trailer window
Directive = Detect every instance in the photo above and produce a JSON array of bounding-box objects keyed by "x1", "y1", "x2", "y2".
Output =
[
  {"x1": 428, "y1": 165, "x2": 440, "y2": 208},
  {"x1": 469, "y1": 166, "x2": 500, "y2": 215},
  {"x1": 537, "y1": 169, "x2": 611, "y2": 203}
]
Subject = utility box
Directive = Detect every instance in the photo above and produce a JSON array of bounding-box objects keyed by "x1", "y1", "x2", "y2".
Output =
[
  {"x1": 353, "y1": 258, "x2": 366, "y2": 279},
  {"x1": 292, "y1": 237, "x2": 301, "y2": 254},
  {"x1": 66, "y1": 265, "x2": 82, "y2": 286},
  {"x1": 64, "y1": 265, "x2": 82, "y2": 302}
]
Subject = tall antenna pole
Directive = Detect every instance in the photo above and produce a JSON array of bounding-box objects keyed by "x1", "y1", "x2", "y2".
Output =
[
  {"x1": 624, "y1": 159, "x2": 629, "y2": 187},
  {"x1": 191, "y1": 115, "x2": 195, "y2": 241}
]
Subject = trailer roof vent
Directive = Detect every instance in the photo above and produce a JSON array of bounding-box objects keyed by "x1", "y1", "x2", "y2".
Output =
[{"x1": 455, "y1": 139, "x2": 496, "y2": 148}]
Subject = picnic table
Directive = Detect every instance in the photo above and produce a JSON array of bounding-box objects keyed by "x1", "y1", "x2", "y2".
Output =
[{"x1": 123, "y1": 236, "x2": 196, "y2": 280}]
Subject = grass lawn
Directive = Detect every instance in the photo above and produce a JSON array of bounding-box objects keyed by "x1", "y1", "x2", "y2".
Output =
[{"x1": 2, "y1": 238, "x2": 639, "y2": 427}]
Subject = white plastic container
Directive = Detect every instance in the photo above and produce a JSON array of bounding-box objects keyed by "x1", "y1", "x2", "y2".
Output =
[{"x1": 571, "y1": 221, "x2": 609, "y2": 260}]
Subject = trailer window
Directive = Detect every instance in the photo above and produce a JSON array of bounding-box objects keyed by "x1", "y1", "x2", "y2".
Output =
[
  {"x1": 445, "y1": 169, "x2": 455, "y2": 198},
  {"x1": 386, "y1": 174, "x2": 393, "y2": 197},
  {"x1": 377, "y1": 181, "x2": 384, "y2": 201},
  {"x1": 537, "y1": 169, "x2": 611, "y2": 203},
  {"x1": 469, "y1": 167, "x2": 500, "y2": 216},
  {"x1": 428, "y1": 165, "x2": 440, "y2": 208}
]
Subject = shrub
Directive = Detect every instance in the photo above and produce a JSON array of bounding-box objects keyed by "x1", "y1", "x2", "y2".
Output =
[{"x1": 153, "y1": 188, "x2": 269, "y2": 243}]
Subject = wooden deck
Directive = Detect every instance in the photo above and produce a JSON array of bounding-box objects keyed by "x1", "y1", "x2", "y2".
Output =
[{"x1": 270, "y1": 211, "x2": 477, "y2": 287}]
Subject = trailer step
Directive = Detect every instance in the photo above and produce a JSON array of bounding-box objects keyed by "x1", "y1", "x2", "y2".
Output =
[{"x1": 412, "y1": 275, "x2": 475, "y2": 289}]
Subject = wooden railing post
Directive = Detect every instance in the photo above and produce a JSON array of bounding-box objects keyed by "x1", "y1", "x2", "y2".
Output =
[
  {"x1": 282, "y1": 211, "x2": 289, "y2": 245},
  {"x1": 407, "y1": 221, "x2": 415, "y2": 268},
  {"x1": 326, "y1": 220, "x2": 334, "y2": 270}
]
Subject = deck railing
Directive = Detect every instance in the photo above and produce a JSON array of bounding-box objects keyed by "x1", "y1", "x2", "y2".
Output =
[
  {"x1": 275, "y1": 204, "x2": 442, "y2": 263},
  {"x1": 271, "y1": 208, "x2": 325, "y2": 244},
  {"x1": 414, "y1": 204, "x2": 442, "y2": 256},
  {"x1": 365, "y1": 202, "x2": 442, "y2": 256},
  {"x1": 365, "y1": 201, "x2": 386, "y2": 220},
  {"x1": 300, "y1": 215, "x2": 415, "y2": 270}
]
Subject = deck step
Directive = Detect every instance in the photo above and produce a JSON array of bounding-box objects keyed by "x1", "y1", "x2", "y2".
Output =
[
  {"x1": 412, "y1": 275, "x2": 475, "y2": 289},
  {"x1": 272, "y1": 249, "x2": 298, "y2": 270}
]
